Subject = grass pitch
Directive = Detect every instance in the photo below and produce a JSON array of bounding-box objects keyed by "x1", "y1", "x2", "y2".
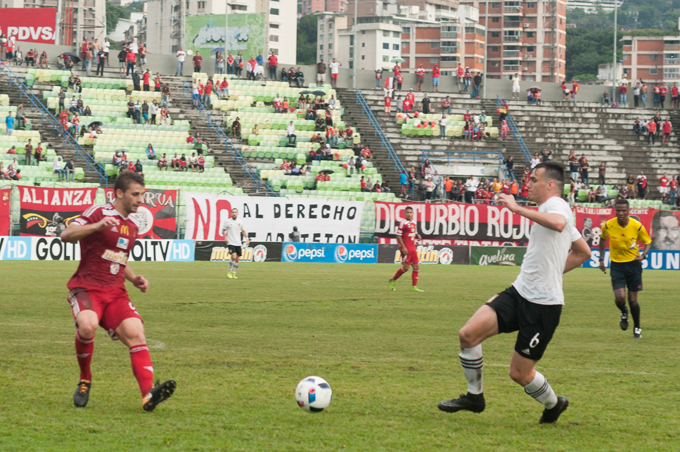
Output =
[{"x1": 1, "y1": 262, "x2": 679, "y2": 451}]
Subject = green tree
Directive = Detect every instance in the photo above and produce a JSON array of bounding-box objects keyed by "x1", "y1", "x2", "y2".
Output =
[
  {"x1": 106, "y1": 2, "x2": 130, "y2": 32},
  {"x1": 296, "y1": 14, "x2": 317, "y2": 65}
]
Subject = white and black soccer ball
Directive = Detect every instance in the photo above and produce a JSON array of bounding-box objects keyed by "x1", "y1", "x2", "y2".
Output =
[{"x1": 295, "y1": 376, "x2": 332, "y2": 413}]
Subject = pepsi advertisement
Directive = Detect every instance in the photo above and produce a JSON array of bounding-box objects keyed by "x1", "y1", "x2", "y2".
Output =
[{"x1": 281, "y1": 243, "x2": 378, "y2": 264}]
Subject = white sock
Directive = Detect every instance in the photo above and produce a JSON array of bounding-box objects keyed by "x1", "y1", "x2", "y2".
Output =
[
  {"x1": 228, "y1": 261, "x2": 233, "y2": 272},
  {"x1": 459, "y1": 345, "x2": 483, "y2": 395},
  {"x1": 232, "y1": 262, "x2": 239, "y2": 275},
  {"x1": 523, "y1": 371, "x2": 558, "y2": 409}
]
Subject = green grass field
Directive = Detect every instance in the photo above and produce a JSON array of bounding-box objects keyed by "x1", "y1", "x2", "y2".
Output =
[{"x1": 1, "y1": 262, "x2": 679, "y2": 451}]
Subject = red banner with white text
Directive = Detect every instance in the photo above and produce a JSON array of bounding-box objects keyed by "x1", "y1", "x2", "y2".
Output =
[
  {"x1": 0, "y1": 188, "x2": 11, "y2": 236},
  {"x1": 104, "y1": 188, "x2": 177, "y2": 239},
  {"x1": 574, "y1": 206, "x2": 680, "y2": 250},
  {"x1": 374, "y1": 201, "x2": 534, "y2": 244},
  {"x1": 19, "y1": 186, "x2": 97, "y2": 236},
  {"x1": 0, "y1": 8, "x2": 57, "y2": 44}
]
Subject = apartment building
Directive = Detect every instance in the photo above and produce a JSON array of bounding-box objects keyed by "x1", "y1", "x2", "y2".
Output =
[
  {"x1": 300, "y1": 0, "x2": 347, "y2": 16},
  {"x1": 15, "y1": 0, "x2": 106, "y2": 45},
  {"x1": 622, "y1": 35, "x2": 680, "y2": 83}
]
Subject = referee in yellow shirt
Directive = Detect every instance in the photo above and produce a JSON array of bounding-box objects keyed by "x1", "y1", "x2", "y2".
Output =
[{"x1": 598, "y1": 199, "x2": 652, "y2": 339}]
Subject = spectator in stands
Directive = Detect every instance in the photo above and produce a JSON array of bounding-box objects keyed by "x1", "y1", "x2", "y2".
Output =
[
  {"x1": 161, "y1": 107, "x2": 170, "y2": 126},
  {"x1": 473, "y1": 72, "x2": 482, "y2": 99},
  {"x1": 161, "y1": 84, "x2": 171, "y2": 109},
  {"x1": 361, "y1": 145, "x2": 372, "y2": 162},
  {"x1": 328, "y1": 95, "x2": 338, "y2": 111},
  {"x1": 53, "y1": 156, "x2": 65, "y2": 180},
  {"x1": 192, "y1": 52, "x2": 202, "y2": 73},
  {"x1": 647, "y1": 119, "x2": 657, "y2": 144},
  {"x1": 432, "y1": 171, "x2": 443, "y2": 198},
  {"x1": 179, "y1": 154, "x2": 188, "y2": 172},
  {"x1": 659, "y1": 173, "x2": 670, "y2": 203},
  {"x1": 422, "y1": 159, "x2": 434, "y2": 179},
  {"x1": 157, "y1": 153, "x2": 168, "y2": 170},
  {"x1": 197, "y1": 154, "x2": 205, "y2": 173},
  {"x1": 625, "y1": 173, "x2": 636, "y2": 198},
  {"x1": 660, "y1": 82, "x2": 668, "y2": 108},
  {"x1": 415, "y1": 64, "x2": 425, "y2": 91},
  {"x1": 234, "y1": 51, "x2": 244, "y2": 78},
  {"x1": 639, "y1": 80, "x2": 648, "y2": 107},
  {"x1": 636, "y1": 171, "x2": 647, "y2": 199},
  {"x1": 0, "y1": 163, "x2": 6, "y2": 180},
  {"x1": 197, "y1": 80, "x2": 204, "y2": 105},
  {"x1": 512, "y1": 73, "x2": 521, "y2": 101},
  {"x1": 653, "y1": 111, "x2": 662, "y2": 137},
  {"x1": 13, "y1": 47, "x2": 23, "y2": 65},
  {"x1": 62, "y1": 159, "x2": 75, "y2": 181},
  {"x1": 293, "y1": 67, "x2": 304, "y2": 87},
  {"x1": 587, "y1": 185, "x2": 597, "y2": 203},
  {"x1": 132, "y1": 70, "x2": 141, "y2": 91},
  {"x1": 231, "y1": 117, "x2": 241, "y2": 138},
  {"x1": 633, "y1": 117, "x2": 642, "y2": 134},
  {"x1": 287, "y1": 121, "x2": 296, "y2": 145},
  {"x1": 672, "y1": 82, "x2": 679, "y2": 109},
  {"x1": 34, "y1": 143, "x2": 44, "y2": 165},
  {"x1": 619, "y1": 82, "x2": 628, "y2": 107},
  {"x1": 205, "y1": 79, "x2": 214, "y2": 109},
  {"x1": 76, "y1": 96, "x2": 85, "y2": 114},
  {"x1": 24, "y1": 49, "x2": 35, "y2": 66},
  {"x1": 503, "y1": 155, "x2": 515, "y2": 182},
  {"x1": 421, "y1": 93, "x2": 431, "y2": 114},
  {"x1": 39, "y1": 50, "x2": 48, "y2": 68},
  {"x1": 315, "y1": 116, "x2": 325, "y2": 131},
  {"x1": 70, "y1": 113, "x2": 79, "y2": 136},
  {"x1": 571, "y1": 79, "x2": 579, "y2": 106},
  {"x1": 601, "y1": 90, "x2": 610, "y2": 107},
  {"x1": 464, "y1": 175, "x2": 478, "y2": 204},
  {"x1": 662, "y1": 118, "x2": 672, "y2": 145},
  {"x1": 439, "y1": 115, "x2": 447, "y2": 137},
  {"x1": 171, "y1": 153, "x2": 180, "y2": 170},
  {"x1": 541, "y1": 148, "x2": 552, "y2": 163},
  {"x1": 23, "y1": 139, "x2": 33, "y2": 166},
  {"x1": 69, "y1": 96, "x2": 78, "y2": 114},
  {"x1": 148, "y1": 100, "x2": 158, "y2": 125},
  {"x1": 530, "y1": 152, "x2": 541, "y2": 169},
  {"x1": 598, "y1": 183, "x2": 608, "y2": 203},
  {"x1": 633, "y1": 81, "x2": 641, "y2": 107},
  {"x1": 670, "y1": 176, "x2": 678, "y2": 206},
  {"x1": 578, "y1": 154, "x2": 590, "y2": 183},
  {"x1": 282, "y1": 97, "x2": 290, "y2": 113},
  {"x1": 134, "y1": 100, "x2": 142, "y2": 124},
  {"x1": 141, "y1": 69, "x2": 150, "y2": 91},
  {"x1": 463, "y1": 121, "x2": 472, "y2": 140},
  {"x1": 153, "y1": 73, "x2": 162, "y2": 92}
]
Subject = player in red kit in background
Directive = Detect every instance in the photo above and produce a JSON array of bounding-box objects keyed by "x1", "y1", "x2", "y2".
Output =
[
  {"x1": 61, "y1": 172, "x2": 176, "y2": 411},
  {"x1": 389, "y1": 206, "x2": 424, "y2": 292}
]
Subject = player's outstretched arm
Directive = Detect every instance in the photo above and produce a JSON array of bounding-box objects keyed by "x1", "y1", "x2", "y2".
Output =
[
  {"x1": 61, "y1": 217, "x2": 120, "y2": 243},
  {"x1": 125, "y1": 265, "x2": 148, "y2": 293},
  {"x1": 564, "y1": 237, "x2": 592, "y2": 274},
  {"x1": 497, "y1": 194, "x2": 567, "y2": 232}
]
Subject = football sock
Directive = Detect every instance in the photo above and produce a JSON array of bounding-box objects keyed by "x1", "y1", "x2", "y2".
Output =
[
  {"x1": 129, "y1": 344, "x2": 154, "y2": 397},
  {"x1": 392, "y1": 268, "x2": 406, "y2": 281},
  {"x1": 232, "y1": 262, "x2": 239, "y2": 275},
  {"x1": 459, "y1": 345, "x2": 483, "y2": 395},
  {"x1": 412, "y1": 270, "x2": 419, "y2": 287},
  {"x1": 524, "y1": 371, "x2": 558, "y2": 409},
  {"x1": 615, "y1": 301, "x2": 627, "y2": 313},
  {"x1": 630, "y1": 303, "x2": 641, "y2": 329},
  {"x1": 75, "y1": 332, "x2": 95, "y2": 382},
  {"x1": 228, "y1": 261, "x2": 233, "y2": 272}
]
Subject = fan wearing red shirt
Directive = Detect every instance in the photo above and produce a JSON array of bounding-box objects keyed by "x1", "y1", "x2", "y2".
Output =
[
  {"x1": 647, "y1": 120, "x2": 657, "y2": 145},
  {"x1": 456, "y1": 64, "x2": 465, "y2": 92},
  {"x1": 659, "y1": 173, "x2": 670, "y2": 202},
  {"x1": 193, "y1": 54, "x2": 202, "y2": 72},
  {"x1": 662, "y1": 118, "x2": 672, "y2": 145},
  {"x1": 416, "y1": 65, "x2": 425, "y2": 92},
  {"x1": 670, "y1": 178, "x2": 678, "y2": 206},
  {"x1": 432, "y1": 64, "x2": 440, "y2": 92},
  {"x1": 389, "y1": 206, "x2": 424, "y2": 292},
  {"x1": 384, "y1": 95, "x2": 392, "y2": 118},
  {"x1": 142, "y1": 70, "x2": 151, "y2": 91},
  {"x1": 396, "y1": 74, "x2": 404, "y2": 92},
  {"x1": 671, "y1": 83, "x2": 679, "y2": 108},
  {"x1": 61, "y1": 172, "x2": 176, "y2": 411},
  {"x1": 154, "y1": 73, "x2": 162, "y2": 92},
  {"x1": 659, "y1": 83, "x2": 668, "y2": 109}
]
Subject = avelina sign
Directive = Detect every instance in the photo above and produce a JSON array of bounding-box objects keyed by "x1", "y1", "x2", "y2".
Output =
[{"x1": 470, "y1": 246, "x2": 526, "y2": 266}]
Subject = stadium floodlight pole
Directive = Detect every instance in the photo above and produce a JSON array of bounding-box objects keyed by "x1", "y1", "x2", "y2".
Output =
[
  {"x1": 612, "y1": 1, "x2": 618, "y2": 101},
  {"x1": 55, "y1": 0, "x2": 62, "y2": 46},
  {"x1": 482, "y1": 0, "x2": 488, "y2": 99},
  {"x1": 353, "y1": 0, "x2": 358, "y2": 89}
]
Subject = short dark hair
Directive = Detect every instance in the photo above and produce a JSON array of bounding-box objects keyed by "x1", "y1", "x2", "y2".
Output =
[
  {"x1": 533, "y1": 162, "x2": 565, "y2": 192},
  {"x1": 113, "y1": 171, "x2": 145, "y2": 195},
  {"x1": 615, "y1": 198, "x2": 629, "y2": 208},
  {"x1": 405, "y1": 206, "x2": 414, "y2": 212}
]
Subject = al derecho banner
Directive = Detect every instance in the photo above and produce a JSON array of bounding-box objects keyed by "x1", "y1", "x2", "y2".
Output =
[
  {"x1": 184, "y1": 192, "x2": 365, "y2": 242},
  {"x1": 0, "y1": 188, "x2": 10, "y2": 236},
  {"x1": 574, "y1": 206, "x2": 680, "y2": 251},
  {"x1": 104, "y1": 188, "x2": 177, "y2": 239},
  {"x1": 19, "y1": 186, "x2": 97, "y2": 237},
  {"x1": 185, "y1": 14, "x2": 265, "y2": 62},
  {"x1": 375, "y1": 201, "x2": 534, "y2": 243}
]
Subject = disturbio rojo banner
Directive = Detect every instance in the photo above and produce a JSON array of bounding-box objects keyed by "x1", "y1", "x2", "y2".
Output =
[
  {"x1": 374, "y1": 201, "x2": 533, "y2": 243},
  {"x1": 104, "y1": 188, "x2": 177, "y2": 239},
  {"x1": 19, "y1": 186, "x2": 97, "y2": 237},
  {"x1": 0, "y1": 8, "x2": 57, "y2": 44}
]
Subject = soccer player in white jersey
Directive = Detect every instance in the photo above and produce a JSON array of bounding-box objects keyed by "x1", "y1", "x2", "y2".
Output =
[
  {"x1": 438, "y1": 162, "x2": 592, "y2": 424},
  {"x1": 220, "y1": 208, "x2": 249, "y2": 279}
]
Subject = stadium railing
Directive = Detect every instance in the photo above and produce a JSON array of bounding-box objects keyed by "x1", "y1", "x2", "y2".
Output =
[
  {"x1": 355, "y1": 89, "x2": 412, "y2": 197},
  {"x1": 496, "y1": 95, "x2": 531, "y2": 163},
  {"x1": 181, "y1": 81, "x2": 277, "y2": 197},
  {"x1": 0, "y1": 62, "x2": 108, "y2": 186}
]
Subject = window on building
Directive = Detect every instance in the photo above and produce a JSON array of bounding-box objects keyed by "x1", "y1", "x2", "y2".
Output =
[
  {"x1": 650, "y1": 68, "x2": 658, "y2": 74},
  {"x1": 270, "y1": 35, "x2": 279, "y2": 42},
  {"x1": 650, "y1": 54, "x2": 658, "y2": 60},
  {"x1": 270, "y1": 8, "x2": 279, "y2": 15},
  {"x1": 270, "y1": 24, "x2": 279, "y2": 29},
  {"x1": 491, "y1": 2, "x2": 500, "y2": 7},
  {"x1": 270, "y1": 48, "x2": 278, "y2": 56},
  {"x1": 350, "y1": 36, "x2": 354, "y2": 45},
  {"x1": 197, "y1": 1, "x2": 205, "y2": 9},
  {"x1": 329, "y1": 23, "x2": 333, "y2": 30},
  {"x1": 393, "y1": 31, "x2": 400, "y2": 38},
  {"x1": 329, "y1": 43, "x2": 333, "y2": 49},
  {"x1": 526, "y1": 32, "x2": 535, "y2": 38},
  {"x1": 527, "y1": 46, "x2": 535, "y2": 52},
  {"x1": 393, "y1": 44, "x2": 400, "y2": 51},
  {"x1": 526, "y1": 61, "x2": 535, "y2": 67},
  {"x1": 430, "y1": 57, "x2": 439, "y2": 63},
  {"x1": 491, "y1": 32, "x2": 500, "y2": 38},
  {"x1": 361, "y1": 30, "x2": 366, "y2": 34},
  {"x1": 527, "y1": 2, "x2": 536, "y2": 6},
  {"x1": 430, "y1": 42, "x2": 439, "y2": 48},
  {"x1": 320, "y1": 34, "x2": 324, "y2": 41},
  {"x1": 490, "y1": 61, "x2": 500, "y2": 67},
  {"x1": 329, "y1": 33, "x2": 333, "y2": 40},
  {"x1": 383, "y1": 31, "x2": 390, "y2": 37},
  {"x1": 319, "y1": 24, "x2": 324, "y2": 31},
  {"x1": 492, "y1": 17, "x2": 500, "y2": 22},
  {"x1": 402, "y1": 27, "x2": 411, "y2": 35},
  {"x1": 231, "y1": 4, "x2": 247, "y2": 10},
  {"x1": 349, "y1": 61, "x2": 353, "y2": 69},
  {"x1": 383, "y1": 43, "x2": 389, "y2": 49},
  {"x1": 349, "y1": 48, "x2": 353, "y2": 58},
  {"x1": 362, "y1": 55, "x2": 365, "y2": 60},
  {"x1": 623, "y1": 40, "x2": 632, "y2": 46},
  {"x1": 383, "y1": 55, "x2": 389, "y2": 62},
  {"x1": 362, "y1": 42, "x2": 365, "y2": 47},
  {"x1": 402, "y1": 42, "x2": 409, "y2": 50},
  {"x1": 319, "y1": 44, "x2": 323, "y2": 51}
]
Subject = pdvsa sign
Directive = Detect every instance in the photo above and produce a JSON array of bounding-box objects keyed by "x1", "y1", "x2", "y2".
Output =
[{"x1": 0, "y1": 8, "x2": 57, "y2": 44}]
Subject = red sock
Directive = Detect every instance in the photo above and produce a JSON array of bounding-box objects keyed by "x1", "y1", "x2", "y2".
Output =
[
  {"x1": 392, "y1": 268, "x2": 406, "y2": 281},
  {"x1": 412, "y1": 271, "x2": 419, "y2": 287},
  {"x1": 75, "y1": 332, "x2": 94, "y2": 382},
  {"x1": 129, "y1": 344, "x2": 154, "y2": 397}
]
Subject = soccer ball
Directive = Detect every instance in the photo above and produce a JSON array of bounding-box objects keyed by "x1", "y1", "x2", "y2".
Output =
[{"x1": 295, "y1": 376, "x2": 332, "y2": 413}]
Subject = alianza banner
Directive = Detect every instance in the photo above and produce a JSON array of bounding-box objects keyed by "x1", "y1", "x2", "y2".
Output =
[
  {"x1": 104, "y1": 188, "x2": 177, "y2": 239},
  {"x1": 184, "y1": 192, "x2": 365, "y2": 243},
  {"x1": 470, "y1": 246, "x2": 526, "y2": 266},
  {"x1": 375, "y1": 201, "x2": 534, "y2": 243},
  {"x1": 19, "y1": 186, "x2": 97, "y2": 237},
  {"x1": 185, "y1": 14, "x2": 265, "y2": 62},
  {"x1": 0, "y1": 8, "x2": 57, "y2": 44},
  {"x1": 574, "y1": 206, "x2": 680, "y2": 251},
  {"x1": 0, "y1": 188, "x2": 10, "y2": 236}
]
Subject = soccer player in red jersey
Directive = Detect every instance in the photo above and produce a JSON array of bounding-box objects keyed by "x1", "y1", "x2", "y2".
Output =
[
  {"x1": 389, "y1": 206, "x2": 424, "y2": 292},
  {"x1": 61, "y1": 172, "x2": 176, "y2": 411}
]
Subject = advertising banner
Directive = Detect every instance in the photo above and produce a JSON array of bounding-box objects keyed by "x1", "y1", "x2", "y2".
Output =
[
  {"x1": 0, "y1": 8, "x2": 57, "y2": 44},
  {"x1": 574, "y1": 206, "x2": 680, "y2": 251},
  {"x1": 377, "y1": 237, "x2": 521, "y2": 247},
  {"x1": 185, "y1": 14, "x2": 266, "y2": 62},
  {"x1": 184, "y1": 192, "x2": 364, "y2": 243},
  {"x1": 0, "y1": 188, "x2": 10, "y2": 236},
  {"x1": 583, "y1": 248, "x2": 680, "y2": 271},
  {"x1": 375, "y1": 201, "x2": 533, "y2": 243},
  {"x1": 470, "y1": 246, "x2": 526, "y2": 266},
  {"x1": 194, "y1": 241, "x2": 282, "y2": 262},
  {"x1": 281, "y1": 243, "x2": 378, "y2": 263},
  {"x1": 0, "y1": 236, "x2": 31, "y2": 260},
  {"x1": 19, "y1": 186, "x2": 97, "y2": 237},
  {"x1": 25, "y1": 237, "x2": 194, "y2": 261},
  {"x1": 377, "y1": 244, "x2": 470, "y2": 265},
  {"x1": 104, "y1": 188, "x2": 177, "y2": 239}
]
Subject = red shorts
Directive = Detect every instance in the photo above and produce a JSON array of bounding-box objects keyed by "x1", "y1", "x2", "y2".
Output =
[
  {"x1": 67, "y1": 286, "x2": 142, "y2": 339},
  {"x1": 331, "y1": 73, "x2": 338, "y2": 79},
  {"x1": 402, "y1": 249, "x2": 419, "y2": 266}
]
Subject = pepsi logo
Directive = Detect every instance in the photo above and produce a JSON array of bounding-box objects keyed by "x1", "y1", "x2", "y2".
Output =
[
  {"x1": 335, "y1": 245, "x2": 348, "y2": 262},
  {"x1": 284, "y1": 244, "x2": 298, "y2": 261}
]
